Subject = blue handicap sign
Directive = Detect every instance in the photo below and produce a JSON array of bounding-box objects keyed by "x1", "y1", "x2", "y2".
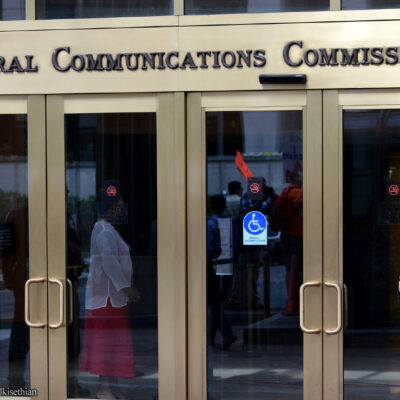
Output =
[{"x1": 243, "y1": 211, "x2": 267, "y2": 235}]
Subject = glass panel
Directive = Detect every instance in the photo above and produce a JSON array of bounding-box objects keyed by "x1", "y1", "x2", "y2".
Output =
[
  {"x1": 65, "y1": 113, "x2": 158, "y2": 399},
  {"x1": 343, "y1": 109, "x2": 400, "y2": 400},
  {"x1": 0, "y1": 0, "x2": 24, "y2": 20},
  {"x1": 186, "y1": 0, "x2": 328, "y2": 15},
  {"x1": 206, "y1": 111, "x2": 303, "y2": 399},
  {"x1": 0, "y1": 115, "x2": 29, "y2": 389},
  {"x1": 36, "y1": 0, "x2": 172, "y2": 19},
  {"x1": 342, "y1": 0, "x2": 400, "y2": 10}
]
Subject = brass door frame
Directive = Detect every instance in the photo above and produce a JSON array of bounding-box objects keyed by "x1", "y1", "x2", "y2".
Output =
[
  {"x1": 46, "y1": 93, "x2": 187, "y2": 400},
  {"x1": 27, "y1": 95, "x2": 48, "y2": 400},
  {"x1": 0, "y1": 96, "x2": 48, "y2": 400},
  {"x1": 323, "y1": 89, "x2": 400, "y2": 400},
  {"x1": 323, "y1": 90, "x2": 342, "y2": 400},
  {"x1": 187, "y1": 90, "x2": 323, "y2": 400}
]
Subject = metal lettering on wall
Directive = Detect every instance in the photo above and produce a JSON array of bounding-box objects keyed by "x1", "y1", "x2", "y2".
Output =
[
  {"x1": 7, "y1": 43, "x2": 400, "y2": 75},
  {"x1": 283, "y1": 41, "x2": 400, "y2": 67},
  {"x1": 51, "y1": 47, "x2": 266, "y2": 72},
  {"x1": 2, "y1": 21, "x2": 400, "y2": 93},
  {"x1": 0, "y1": 48, "x2": 267, "y2": 74}
]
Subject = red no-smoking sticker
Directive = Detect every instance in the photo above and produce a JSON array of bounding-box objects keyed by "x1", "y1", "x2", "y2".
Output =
[
  {"x1": 247, "y1": 177, "x2": 264, "y2": 201},
  {"x1": 389, "y1": 184, "x2": 399, "y2": 196},
  {"x1": 107, "y1": 186, "x2": 117, "y2": 197},
  {"x1": 250, "y1": 183, "x2": 260, "y2": 194}
]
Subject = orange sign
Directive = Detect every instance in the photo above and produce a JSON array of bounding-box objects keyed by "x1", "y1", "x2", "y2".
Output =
[{"x1": 235, "y1": 151, "x2": 254, "y2": 181}]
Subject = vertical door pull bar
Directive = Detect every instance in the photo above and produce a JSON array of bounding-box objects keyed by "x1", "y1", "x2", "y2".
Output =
[
  {"x1": 343, "y1": 283, "x2": 349, "y2": 330},
  {"x1": 67, "y1": 278, "x2": 73, "y2": 326},
  {"x1": 300, "y1": 281, "x2": 321, "y2": 334},
  {"x1": 49, "y1": 278, "x2": 64, "y2": 329},
  {"x1": 324, "y1": 281, "x2": 342, "y2": 335},
  {"x1": 25, "y1": 277, "x2": 46, "y2": 328}
]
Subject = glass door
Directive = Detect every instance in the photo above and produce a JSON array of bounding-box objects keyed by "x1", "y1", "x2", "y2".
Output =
[
  {"x1": 46, "y1": 93, "x2": 187, "y2": 400},
  {"x1": 324, "y1": 90, "x2": 400, "y2": 400},
  {"x1": 187, "y1": 91, "x2": 323, "y2": 400},
  {"x1": 0, "y1": 96, "x2": 48, "y2": 399}
]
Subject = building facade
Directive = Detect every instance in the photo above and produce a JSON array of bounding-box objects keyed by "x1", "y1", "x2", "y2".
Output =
[{"x1": 0, "y1": 1, "x2": 399, "y2": 399}]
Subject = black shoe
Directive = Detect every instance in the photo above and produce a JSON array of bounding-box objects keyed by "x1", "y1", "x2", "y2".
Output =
[{"x1": 221, "y1": 335, "x2": 237, "y2": 351}]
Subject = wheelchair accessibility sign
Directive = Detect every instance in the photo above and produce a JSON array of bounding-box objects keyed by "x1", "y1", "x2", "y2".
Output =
[{"x1": 243, "y1": 211, "x2": 268, "y2": 246}]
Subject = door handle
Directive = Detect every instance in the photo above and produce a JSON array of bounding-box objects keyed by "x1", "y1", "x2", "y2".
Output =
[
  {"x1": 67, "y1": 278, "x2": 73, "y2": 326},
  {"x1": 343, "y1": 283, "x2": 348, "y2": 330},
  {"x1": 25, "y1": 277, "x2": 46, "y2": 328},
  {"x1": 300, "y1": 281, "x2": 321, "y2": 334},
  {"x1": 49, "y1": 278, "x2": 64, "y2": 329},
  {"x1": 325, "y1": 281, "x2": 342, "y2": 335}
]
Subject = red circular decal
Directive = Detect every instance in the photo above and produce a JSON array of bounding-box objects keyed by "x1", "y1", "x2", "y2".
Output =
[
  {"x1": 389, "y1": 184, "x2": 399, "y2": 196},
  {"x1": 107, "y1": 186, "x2": 117, "y2": 197},
  {"x1": 249, "y1": 183, "x2": 260, "y2": 194}
]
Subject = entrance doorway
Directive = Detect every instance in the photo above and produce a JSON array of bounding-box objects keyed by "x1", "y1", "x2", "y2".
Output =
[
  {"x1": 324, "y1": 90, "x2": 400, "y2": 400},
  {"x1": 0, "y1": 93, "x2": 186, "y2": 400},
  {"x1": 187, "y1": 91, "x2": 323, "y2": 400},
  {"x1": 187, "y1": 89, "x2": 400, "y2": 400},
  {"x1": 1, "y1": 89, "x2": 400, "y2": 400}
]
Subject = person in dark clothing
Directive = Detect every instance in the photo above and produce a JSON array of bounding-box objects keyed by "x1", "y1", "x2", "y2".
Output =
[
  {"x1": 228, "y1": 178, "x2": 277, "y2": 311},
  {"x1": 207, "y1": 194, "x2": 236, "y2": 351}
]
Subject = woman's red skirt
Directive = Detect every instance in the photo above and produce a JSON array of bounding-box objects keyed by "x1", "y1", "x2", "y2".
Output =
[{"x1": 80, "y1": 299, "x2": 136, "y2": 378}]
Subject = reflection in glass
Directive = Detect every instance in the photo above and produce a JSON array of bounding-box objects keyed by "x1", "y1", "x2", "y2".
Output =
[
  {"x1": 36, "y1": 0, "x2": 172, "y2": 19},
  {"x1": 0, "y1": 0, "x2": 24, "y2": 20},
  {"x1": 186, "y1": 0, "x2": 328, "y2": 15},
  {"x1": 342, "y1": 0, "x2": 400, "y2": 10},
  {"x1": 206, "y1": 111, "x2": 303, "y2": 399},
  {"x1": 343, "y1": 110, "x2": 400, "y2": 400},
  {"x1": 0, "y1": 115, "x2": 29, "y2": 388},
  {"x1": 66, "y1": 113, "x2": 158, "y2": 399}
]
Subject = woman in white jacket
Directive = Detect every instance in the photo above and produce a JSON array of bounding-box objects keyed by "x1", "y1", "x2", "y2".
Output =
[{"x1": 80, "y1": 212, "x2": 140, "y2": 399}]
